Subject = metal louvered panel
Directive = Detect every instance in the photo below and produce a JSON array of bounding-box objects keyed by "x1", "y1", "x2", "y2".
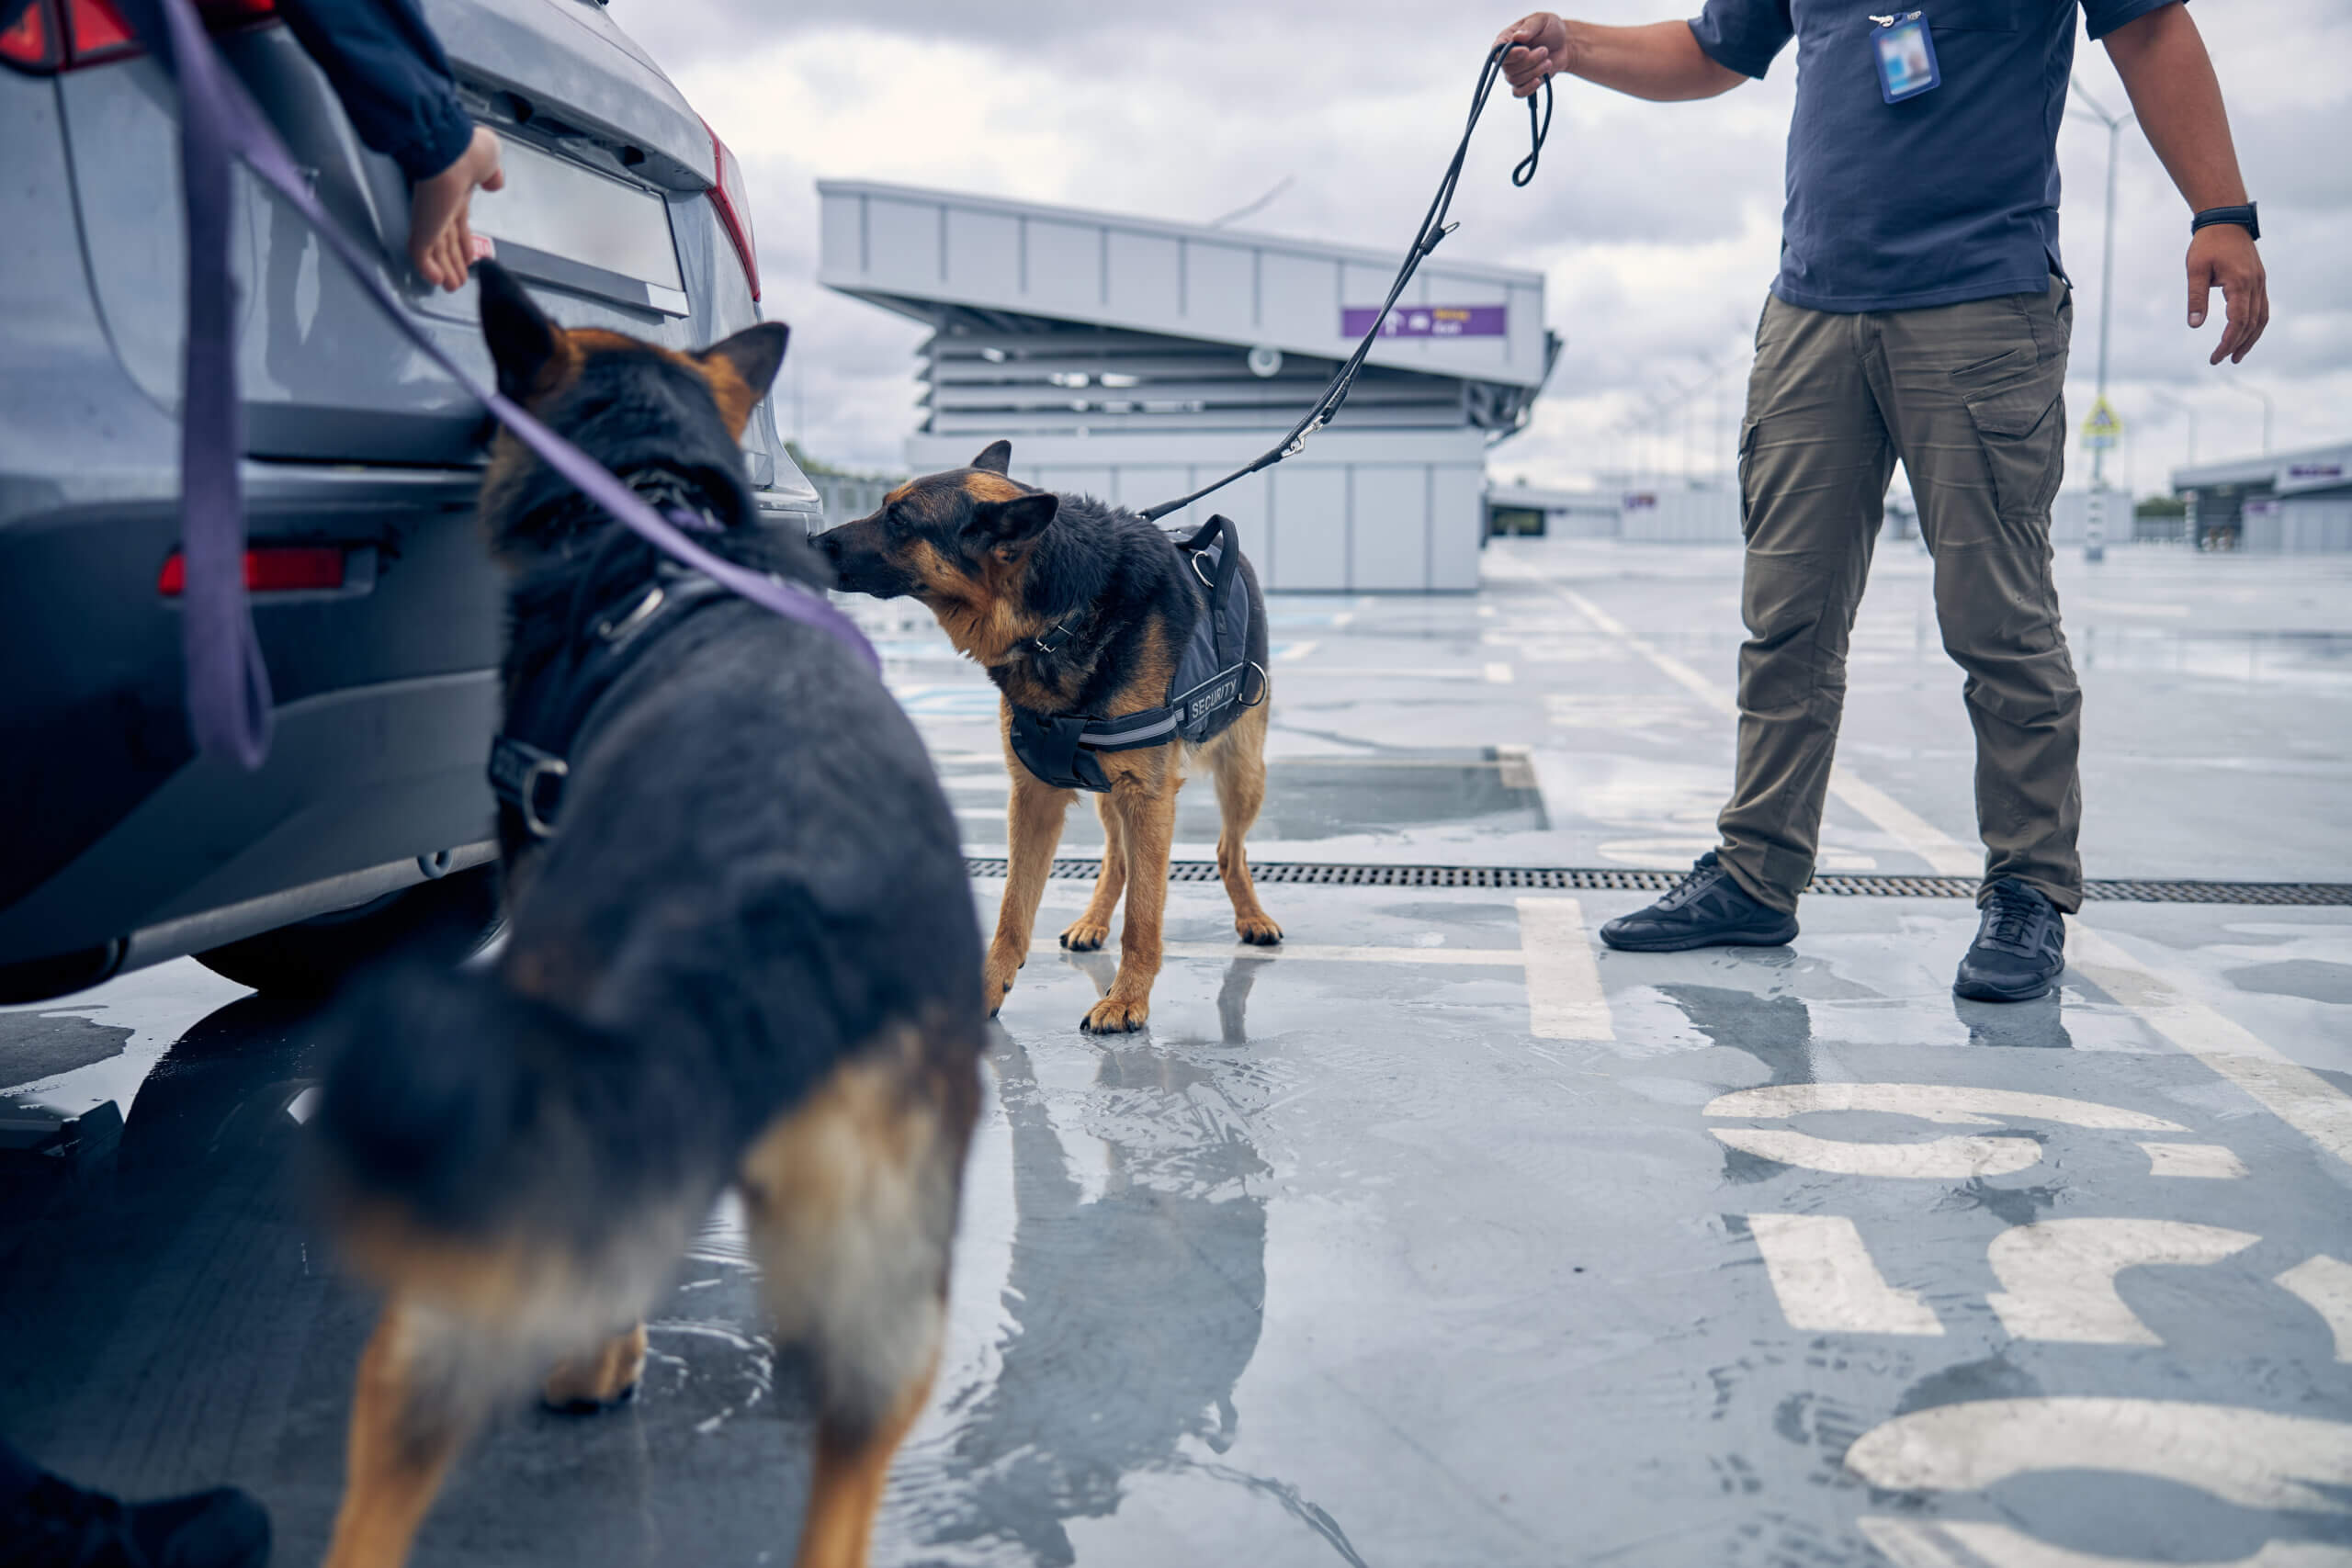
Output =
[{"x1": 960, "y1": 859, "x2": 2352, "y2": 905}]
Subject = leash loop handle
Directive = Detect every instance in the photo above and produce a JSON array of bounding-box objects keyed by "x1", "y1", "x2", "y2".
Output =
[{"x1": 1138, "y1": 43, "x2": 1553, "y2": 525}]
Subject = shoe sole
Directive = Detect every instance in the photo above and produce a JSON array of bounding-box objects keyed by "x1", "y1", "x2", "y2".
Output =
[
  {"x1": 1600, "y1": 924, "x2": 1799, "y2": 954},
  {"x1": 1953, "y1": 975, "x2": 2058, "y2": 1004}
]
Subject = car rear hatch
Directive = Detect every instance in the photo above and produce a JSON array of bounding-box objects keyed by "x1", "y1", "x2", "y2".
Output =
[{"x1": 52, "y1": 0, "x2": 797, "y2": 484}]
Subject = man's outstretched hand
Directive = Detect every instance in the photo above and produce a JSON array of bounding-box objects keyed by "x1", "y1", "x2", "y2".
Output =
[
  {"x1": 1495, "y1": 12, "x2": 1570, "y2": 96},
  {"x1": 410, "y1": 126, "x2": 505, "y2": 292},
  {"x1": 2188, "y1": 222, "x2": 2267, "y2": 365}
]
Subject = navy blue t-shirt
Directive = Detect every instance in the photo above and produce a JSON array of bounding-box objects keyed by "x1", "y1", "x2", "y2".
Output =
[{"x1": 1690, "y1": 0, "x2": 2181, "y2": 312}]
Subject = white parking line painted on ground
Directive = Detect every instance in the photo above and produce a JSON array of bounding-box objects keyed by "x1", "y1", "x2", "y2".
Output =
[
  {"x1": 2136, "y1": 1141, "x2": 2250, "y2": 1179},
  {"x1": 1277, "y1": 640, "x2": 1318, "y2": 661},
  {"x1": 1704, "y1": 1083, "x2": 2183, "y2": 1179},
  {"x1": 1703, "y1": 1083, "x2": 2185, "y2": 1131},
  {"x1": 2072, "y1": 923, "x2": 2352, "y2": 1173},
  {"x1": 1858, "y1": 1514, "x2": 2352, "y2": 1568},
  {"x1": 2277, "y1": 1255, "x2": 2352, "y2": 1362},
  {"x1": 1845, "y1": 1398, "x2": 2352, "y2": 1515},
  {"x1": 1029, "y1": 937, "x2": 1525, "y2": 966},
  {"x1": 1514, "y1": 897, "x2": 1613, "y2": 1040},
  {"x1": 1544, "y1": 581, "x2": 1981, "y2": 876},
  {"x1": 1747, "y1": 1213, "x2": 1943, "y2": 1336},
  {"x1": 1484, "y1": 661, "x2": 1515, "y2": 684},
  {"x1": 1985, "y1": 1219, "x2": 2258, "y2": 1345},
  {"x1": 1713, "y1": 1126, "x2": 2044, "y2": 1179}
]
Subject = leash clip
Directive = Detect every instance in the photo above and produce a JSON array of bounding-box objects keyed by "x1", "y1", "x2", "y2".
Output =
[{"x1": 1283, "y1": 417, "x2": 1326, "y2": 459}]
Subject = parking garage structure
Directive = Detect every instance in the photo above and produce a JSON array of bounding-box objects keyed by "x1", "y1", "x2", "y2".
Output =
[{"x1": 817, "y1": 180, "x2": 1555, "y2": 592}]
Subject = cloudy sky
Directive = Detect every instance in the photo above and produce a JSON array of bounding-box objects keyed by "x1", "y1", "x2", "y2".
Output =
[{"x1": 609, "y1": 0, "x2": 2348, "y2": 496}]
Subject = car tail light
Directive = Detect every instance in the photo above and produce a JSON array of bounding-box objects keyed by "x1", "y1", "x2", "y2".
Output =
[
  {"x1": 3, "y1": 0, "x2": 275, "y2": 74},
  {"x1": 703, "y1": 118, "x2": 760, "y2": 301},
  {"x1": 159, "y1": 546, "x2": 344, "y2": 596}
]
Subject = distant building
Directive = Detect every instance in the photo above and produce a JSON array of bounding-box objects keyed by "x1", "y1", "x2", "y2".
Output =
[
  {"x1": 2172, "y1": 441, "x2": 2352, "y2": 551},
  {"x1": 817, "y1": 180, "x2": 1555, "y2": 591}
]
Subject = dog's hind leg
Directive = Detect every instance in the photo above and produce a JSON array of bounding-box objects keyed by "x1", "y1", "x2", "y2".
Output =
[
  {"x1": 541, "y1": 1321, "x2": 649, "y2": 1412},
  {"x1": 1207, "y1": 703, "x2": 1283, "y2": 946},
  {"x1": 1059, "y1": 794, "x2": 1125, "y2": 952},
  {"x1": 988, "y1": 710, "x2": 1074, "y2": 1014},
  {"x1": 741, "y1": 1023, "x2": 980, "y2": 1568},
  {"x1": 322, "y1": 1298, "x2": 494, "y2": 1568}
]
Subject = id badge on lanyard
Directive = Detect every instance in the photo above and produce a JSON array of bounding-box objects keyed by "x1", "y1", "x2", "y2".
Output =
[{"x1": 1869, "y1": 11, "x2": 1941, "y2": 103}]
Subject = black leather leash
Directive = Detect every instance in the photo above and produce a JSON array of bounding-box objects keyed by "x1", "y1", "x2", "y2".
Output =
[{"x1": 1137, "y1": 42, "x2": 1554, "y2": 524}]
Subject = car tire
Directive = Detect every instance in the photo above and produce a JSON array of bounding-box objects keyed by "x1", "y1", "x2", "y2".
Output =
[{"x1": 194, "y1": 865, "x2": 503, "y2": 998}]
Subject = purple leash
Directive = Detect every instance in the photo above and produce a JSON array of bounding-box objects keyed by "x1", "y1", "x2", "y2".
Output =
[{"x1": 143, "y1": 0, "x2": 877, "y2": 771}]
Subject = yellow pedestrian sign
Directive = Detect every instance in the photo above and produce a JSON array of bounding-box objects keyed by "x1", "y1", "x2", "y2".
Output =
[{"x1": 2081, "y1": 398, "x2": 2123, "y2": 451}]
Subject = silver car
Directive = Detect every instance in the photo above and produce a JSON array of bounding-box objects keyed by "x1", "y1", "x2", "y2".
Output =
[{"x1": 0, "y1": 0, "x2": 819, "y2": 1000}]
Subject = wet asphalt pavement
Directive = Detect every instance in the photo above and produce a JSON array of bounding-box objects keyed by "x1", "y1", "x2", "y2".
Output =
[{"x1": 6, "y1": 537, "x2": 2352, "y2": 1566}]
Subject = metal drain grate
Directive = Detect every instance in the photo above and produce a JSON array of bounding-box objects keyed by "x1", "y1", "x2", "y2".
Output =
[{"x1": 962, "y1": 858, "x2": 2352, "y2": 906}]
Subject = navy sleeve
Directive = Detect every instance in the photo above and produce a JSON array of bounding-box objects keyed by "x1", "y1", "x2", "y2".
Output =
[
  {"x1": 276, "y1": 0, "x2": 474, "y2": 182},
  {"x1": 2081, "y1": 0, "x2": 2184, "y2": 41},
  {"x1": 1688, "y1": 0, "x2": 1794, "y2": 79}
]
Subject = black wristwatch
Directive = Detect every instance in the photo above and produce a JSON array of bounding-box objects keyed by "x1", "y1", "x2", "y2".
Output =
[{"x1": 2192, "y1": 202, "x2": 2259, "y2": 242}]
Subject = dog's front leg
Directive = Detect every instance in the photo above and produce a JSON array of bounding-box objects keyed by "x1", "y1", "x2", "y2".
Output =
[
  {"x1": 1085, "y1": 760, "x2": 1178, "y2": 1032},
  {"x1": 988, "y1": 734, "x2": 1074, "y2": 1016}
]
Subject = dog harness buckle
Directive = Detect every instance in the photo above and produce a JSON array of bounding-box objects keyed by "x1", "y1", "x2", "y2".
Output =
[{"x1": 1033, "y1": 621, "x2": 1076, "y2": 654}]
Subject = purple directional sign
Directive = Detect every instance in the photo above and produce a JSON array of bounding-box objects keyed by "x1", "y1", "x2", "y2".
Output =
[{"x1": 1341, "y1": 304, "x2": 1507, "y2": 339}]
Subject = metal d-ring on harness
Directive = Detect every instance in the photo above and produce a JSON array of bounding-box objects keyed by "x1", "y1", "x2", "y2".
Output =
[{"x1": 1135, "y1": 41, "x2": 1554, "y2": 525}]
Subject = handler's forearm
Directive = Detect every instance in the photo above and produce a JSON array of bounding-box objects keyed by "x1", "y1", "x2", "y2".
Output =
[
  {"x1": 2104, "y1": 5, "x2": 2248, "y2": 211},
  {"x1": 1562, "y1": 19, "x2": 1745, "y2": 101}
]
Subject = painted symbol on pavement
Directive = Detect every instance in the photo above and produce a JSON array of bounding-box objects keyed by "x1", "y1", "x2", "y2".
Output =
[
  {"x1": 1704, "y1": 1083, "x2": 2186, "y2": 1180},
  {"x1": 1849, "y1": 1398, "x2": 2352, "y2": 1567}
]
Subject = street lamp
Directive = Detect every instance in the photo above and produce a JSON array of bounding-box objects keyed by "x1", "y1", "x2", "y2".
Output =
[
  {"x1": 2220, "y1": 377, "x2": 2274, "y2": 455},
  {"x1": 2145, "y1": 386, "x2": 2199, "y2": 468},
  {"x1": 2068, "y1": 79, "x2": 2135, "y2": 563}
]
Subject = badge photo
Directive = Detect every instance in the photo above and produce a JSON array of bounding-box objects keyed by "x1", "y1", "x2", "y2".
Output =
[{"x1": 1871, "y1": 12, "x2": 1942, "y2": 104}]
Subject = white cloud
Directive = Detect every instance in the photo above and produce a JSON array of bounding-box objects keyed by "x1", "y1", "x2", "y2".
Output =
[{"x1": 614, "y1": 0, "x2": 2350, "y2": 491}]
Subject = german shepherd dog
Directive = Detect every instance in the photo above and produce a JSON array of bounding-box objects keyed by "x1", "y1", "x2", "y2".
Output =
[
  {"x1": 813, "y1": 444, "x2": 1280, "y2": 1034},
  {"x1": 311, "y1": 263, "x2": 985, "y2": 1568}
]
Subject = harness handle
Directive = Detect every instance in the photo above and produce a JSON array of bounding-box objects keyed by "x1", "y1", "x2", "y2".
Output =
[{"x1": 1138, "y1": 43, "x2": 1554, "y2": 524}]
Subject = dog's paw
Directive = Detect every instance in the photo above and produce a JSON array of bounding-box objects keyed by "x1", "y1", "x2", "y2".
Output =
[
  {"x1": 1059, "y1": 917, "x2": 1110, "y2": 952},
  {"x1": 1236, "y1": 914, "x2": 1284, "y2": 946},
  {"x1": 983, "y1": 946, "x2": 1024, "y2": 1014},
  {"x1": 541, "y1": 1327, "x2": 647, "y2": 1414},
  {"x1": 1080, "y1": 995, "x2": 1151, "y2": 1033}
]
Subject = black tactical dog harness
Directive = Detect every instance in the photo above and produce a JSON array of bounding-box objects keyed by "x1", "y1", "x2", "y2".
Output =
[{"x1": 1007, "y1": 515, "x2": 1265, "y2": 794}]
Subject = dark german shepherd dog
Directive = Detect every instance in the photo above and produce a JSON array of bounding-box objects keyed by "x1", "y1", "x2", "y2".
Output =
[
  {"x1": 311, "y1": 263, "x2": 985, "y2": 1568},
  {"x1": 814, "y1": 443, "x2": 1280, "y2": 1034}
]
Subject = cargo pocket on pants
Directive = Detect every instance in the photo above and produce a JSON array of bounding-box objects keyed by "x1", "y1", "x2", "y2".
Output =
[
  {"x1": 1736, "y1": 418, "x2": 1758, "y2": 537},
  {"x1": 1958, "y1": 367, "x2": 2065, "y2": 527}
]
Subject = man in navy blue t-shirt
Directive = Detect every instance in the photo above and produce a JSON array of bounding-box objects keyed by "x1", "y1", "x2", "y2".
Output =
[{"x1": 1498, "y1": 2, "x2": 2266, "y2": 1002}]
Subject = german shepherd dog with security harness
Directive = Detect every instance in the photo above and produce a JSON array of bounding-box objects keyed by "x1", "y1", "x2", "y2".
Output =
[
  {"x1": 311, "y1": 263, "x2": 985, "y2": 1568},
  {"x1": 814, "y1": 443, "x2": 1280, "y2": 1034}
]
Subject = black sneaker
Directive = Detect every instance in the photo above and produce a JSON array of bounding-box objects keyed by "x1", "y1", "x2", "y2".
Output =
[
  {"x1": 1955, "y1": 877, "x2": 2067, "y2": 1003},
  {"x1": 2, "y1": 1472, "x2": 270, "y2": 1568},
  {"x1": 1600, "y1": 852, "x2": 1799, "y2": 953}
]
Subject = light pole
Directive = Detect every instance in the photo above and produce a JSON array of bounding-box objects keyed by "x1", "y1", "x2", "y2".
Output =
[
  {"x1": 2220, "y1": 377, "x2": 2274, "y2": 455},
  {"x1": 2145, "y1": 386, "x2": 2199, "y2": 468},
  {"x1": 2069, "y1": 80, "x2": 2135, "y2": 563}
]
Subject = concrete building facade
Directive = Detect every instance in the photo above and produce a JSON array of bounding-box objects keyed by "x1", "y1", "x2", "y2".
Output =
[
  {"x1": 817, "y1": 180, "x2": 1554, "y2": 591},
  {"x1": 2172, "y1": 441, "x2": 2352, "y2": 551}
]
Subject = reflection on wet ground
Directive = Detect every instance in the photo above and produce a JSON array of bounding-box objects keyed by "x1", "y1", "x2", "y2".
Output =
[{"x1": 5, "y1": 542, "x2": 2352, "y2": 1565}]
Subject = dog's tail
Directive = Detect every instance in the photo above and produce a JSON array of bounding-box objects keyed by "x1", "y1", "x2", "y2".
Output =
[{"x1": 312, "y1": 964, "x2": 720, "y2": 1293}]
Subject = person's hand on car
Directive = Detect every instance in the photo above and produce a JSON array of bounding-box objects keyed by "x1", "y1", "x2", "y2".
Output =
[
  {"x1": 1495, "y1": 12, "x2": 1571, "y2": 96},
  {"x1": 409, "y1": 125, "x2": 505, "y2": 291}
]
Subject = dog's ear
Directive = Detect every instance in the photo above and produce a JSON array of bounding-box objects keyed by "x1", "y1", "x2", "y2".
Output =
[
  {"x1": 963, "y1": 491, "x2": 1057, "y2": 550},
  {"x1": 698, "y1": 321, "x2": 790, "y2": 401},
  {"x1": 971, "y1": 439, "x2": 1013, "y2": 475},
  {"x1": 476, "y1": 260, "x2": 565, "y2": 405}
]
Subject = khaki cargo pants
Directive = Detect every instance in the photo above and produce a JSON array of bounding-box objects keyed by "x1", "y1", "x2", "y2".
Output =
[{"x1": 1717, "y1": 275, "x2": 2083, "y2": 914}]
